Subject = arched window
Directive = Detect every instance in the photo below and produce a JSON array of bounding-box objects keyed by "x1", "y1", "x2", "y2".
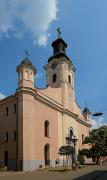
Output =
[
  {"x1": 25, "y1": 70, "x2": 28, "y2": 79},
  {"x1": 25, "y1": 69, "x2": 30, "y2": 80},
  {"x1": 19, "y1": 71, "x2": 23, "y2": 80},
  {"x1": 69, "y1": 129, "x2": 73, "y2": 138},
  {"x1": 68, "y1": 75, "x2": 71, "y2": 84},
  {"x1": 66, "y1": 127, "x2": 74, "y2": 145},
  {"x1": 53, "y1": 74, "x2": 57, "y2": 83},
  {"x1": 30, "y1": 71, "x2": 33, "y2": 81},
  {"x1": 82, "y1": 134, "x2": 84, "y2": 144},
  {"x1": 68, "y1": 127, "x2": 74, "y2": 137},
  {"x1": 44, "y1": 121, "x2": 49, "y2": 137}
]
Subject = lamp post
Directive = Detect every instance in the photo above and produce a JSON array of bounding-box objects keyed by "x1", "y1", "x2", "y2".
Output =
[
  {"x1": 72, "y1": 136, "x2": 78, "y2": 164},
  {"x1": 65, "y1": 135, "x2": 78, "y2": 166},
  {"x1": 92, "y1": 107, "x2": 107, "y2": 117},
  {"x1": 93, "y1": 112, "x2": 103, "y2": 116}
]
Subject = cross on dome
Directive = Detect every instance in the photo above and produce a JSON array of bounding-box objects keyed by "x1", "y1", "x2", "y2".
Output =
[
  {"x1": 24, "y1": 49, "x2": 30, "y2": 59},
  {"x1": 57, "y1": 27, "x2": 62, "y2": 38}
]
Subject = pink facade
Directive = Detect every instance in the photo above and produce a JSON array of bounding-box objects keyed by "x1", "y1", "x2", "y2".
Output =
[{"x1": 0, "y1": 37, "x2": 91, "y2": 171}]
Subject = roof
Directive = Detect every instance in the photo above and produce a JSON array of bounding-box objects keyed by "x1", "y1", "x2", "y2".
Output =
[
  {"x1": 48, "y1": 52, "x2": 69, "y2": 62},
  {"x1": 51, "y1": 38, "x2": 67, "y2": 48},
  {"x1": 21, "y1": 58, "x2": 33, "y2": 66},
  {"x1": 16, "y1": 58, "x2": 36, "y2": 73}
]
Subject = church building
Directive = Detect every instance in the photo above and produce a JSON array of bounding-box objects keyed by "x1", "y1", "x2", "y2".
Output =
[{"x1": 0, "y1": 35, "x2": 91, "y2": 171}]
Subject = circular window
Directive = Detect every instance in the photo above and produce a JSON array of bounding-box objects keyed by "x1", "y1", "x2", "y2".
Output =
[{"x1": 51, "y1": 63, "x2": 57, "y2": 70}]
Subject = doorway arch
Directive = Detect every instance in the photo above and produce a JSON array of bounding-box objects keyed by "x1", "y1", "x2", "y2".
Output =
[{"x1": 44, "y1": 144, "x2": 50, "y2": 166}]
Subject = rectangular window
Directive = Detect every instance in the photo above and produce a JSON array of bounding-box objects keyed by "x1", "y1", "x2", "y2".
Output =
[
  {"x1": 13, "y1": 131, "x2": 16, "y2": 141},
  {"x1": 53, "y1": 74, "x2": 57, "y2": 83},
  {"x1": 5, "y1": 107, "x2": 8, "y2": 116},
  {"x1": 5, "y1": 133, "x2": 8, "y2": 142},
  {"x1": 82, "y1": 134, "x2": 84, "y2": 144},
  {"x1": 44, "y1": 121, "x2": 49, "y2": 137}
]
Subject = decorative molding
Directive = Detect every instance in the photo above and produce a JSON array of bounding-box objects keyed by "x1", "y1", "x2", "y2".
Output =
[{"x1": 1, "y1": 87, "x2": 91, "y2": 128}]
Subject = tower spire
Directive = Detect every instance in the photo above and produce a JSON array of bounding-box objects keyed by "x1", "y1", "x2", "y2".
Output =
[{"x1": 24, "y1": 49, "x2": 30, "y2": 59}]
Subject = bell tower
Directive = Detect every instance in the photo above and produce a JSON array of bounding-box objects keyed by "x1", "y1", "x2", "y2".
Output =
[
  {"x1": 16, "y1": 55, "x2": 36, "y2": 89},
  {"x1": 44, "y1": 31, "x2": 76, "y2": 111},
  {"x1": 83, "y1": 107, "x2": 91, "y2": 122}
]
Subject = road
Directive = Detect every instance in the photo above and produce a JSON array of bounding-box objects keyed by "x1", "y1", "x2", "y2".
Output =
[{"x1": 73, "y1": 170, "x2": 107, "y2": 180}]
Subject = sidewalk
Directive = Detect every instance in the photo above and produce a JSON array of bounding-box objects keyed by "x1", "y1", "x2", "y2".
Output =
[{"x1": 0, "y1": 163, "x2": 107, "y2": 180}]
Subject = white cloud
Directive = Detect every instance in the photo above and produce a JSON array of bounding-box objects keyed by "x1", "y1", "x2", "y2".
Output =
[
  {"x1": 0, "y1": 92, "x2": 6, "y2": 100},
  {"x1": 0, "y1": 0, "x2": 58, "y2": 46},
  {"x1": 91, "y1": 117, "x2": 107, "y2": 129},
  {"x1": 37, "y1": 33, "x2": 51, "y2": 46}
]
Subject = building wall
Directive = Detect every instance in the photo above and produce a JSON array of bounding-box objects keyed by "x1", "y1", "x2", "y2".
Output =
[
  {"x1": 0, "y1": 88, "x2": 91, "y2": 171},
  {"x1": 19, "y1": 91, "x2": 58, "y2": 170},
  {"x1": 0, "y1": 97, "x2": 17, "y2": 169}
]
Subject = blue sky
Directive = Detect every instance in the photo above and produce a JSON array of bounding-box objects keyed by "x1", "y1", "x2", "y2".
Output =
[{"x1": 0, "y1": 0, "x2": 107, "y2": 127}]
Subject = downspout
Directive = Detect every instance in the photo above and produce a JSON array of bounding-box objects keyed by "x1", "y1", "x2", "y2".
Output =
[{"x1": 16, "y1": 97, "x2": 19, "y2": 171}]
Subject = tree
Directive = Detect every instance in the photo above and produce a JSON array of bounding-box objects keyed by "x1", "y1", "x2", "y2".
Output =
[
  {"x1": 79, "y1": 126, "x2": 107, "y2": 164},
  {"x1": 58, "y1": 145, "x2": 74, "y2": 170}
]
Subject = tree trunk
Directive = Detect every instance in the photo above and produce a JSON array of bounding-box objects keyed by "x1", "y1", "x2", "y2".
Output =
[{"x1": 96, "y1": 157, "x2": 100, "y2": 164}]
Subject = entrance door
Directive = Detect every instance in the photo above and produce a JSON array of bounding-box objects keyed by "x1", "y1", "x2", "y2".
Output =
[
  {"x1": 4, "y1": 151, "x2": 8, "y2": 166},
  {"x1": 44, "y1": 144, "x2": 50, "y2": 166}
]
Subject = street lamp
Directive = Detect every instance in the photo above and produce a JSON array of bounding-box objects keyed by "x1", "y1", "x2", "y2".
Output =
[
  {"x1": 65, "y1": 135, "x2": 78, "y2": 165},
  {"x1": 92, "y1": 108, "x2": 107, "y2": 116},
  {"x1": 71, "y1": 135, "x2": 78, "y2": 164},
  {"x1": 65, "y1": 136, "x2": 72, "y2": 145},
  {"x1": 93, "y1": 112, "x2": 103, "y2": 116}
]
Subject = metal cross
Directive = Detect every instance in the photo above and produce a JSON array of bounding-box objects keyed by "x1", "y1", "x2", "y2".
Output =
[
  {"x1": 57, "y1": 27, "x2": 62, "y2": 38},
  {"x1": 24, "y1": 49, "x2": 30, "y2": 59}
]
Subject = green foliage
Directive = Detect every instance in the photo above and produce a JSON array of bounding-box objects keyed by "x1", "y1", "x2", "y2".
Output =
[
  {"x1": 58, "y1": 145, "x2": 74, "y2": 170},
  {"x1": 79, "y1": 149, "x2": 91, "y2": 158},
  {"x1": 58, "y1": 145, "x2": 74, "y2": 156},
  {"x1": 79, "y1": 126, "x2": 107, "y2": 160}
]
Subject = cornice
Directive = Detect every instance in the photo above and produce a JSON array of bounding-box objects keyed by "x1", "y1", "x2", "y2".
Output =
[
  {"x1": 0, "y1": 95, "x2": 15, "y2": 105},
  {"x1": 3, "y1": 87, "x2": 91, "y2": 128},
  {"x1": 35, "y1": 93, "x2": 63, "y2": 112},
  {"x1": 35, "y1": 90, "x2": 91, "y2": 128},
  {"x1": 15, "y1": 87, "x2": 37, "y2": 96},
  {"x1": 63, "y1": 109, "x2": 91, "y2": 127}
]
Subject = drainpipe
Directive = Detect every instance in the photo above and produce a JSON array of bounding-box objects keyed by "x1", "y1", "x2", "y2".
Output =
[{"x1": 16, "y1": 97, "x2": 19, "y2": 171}]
